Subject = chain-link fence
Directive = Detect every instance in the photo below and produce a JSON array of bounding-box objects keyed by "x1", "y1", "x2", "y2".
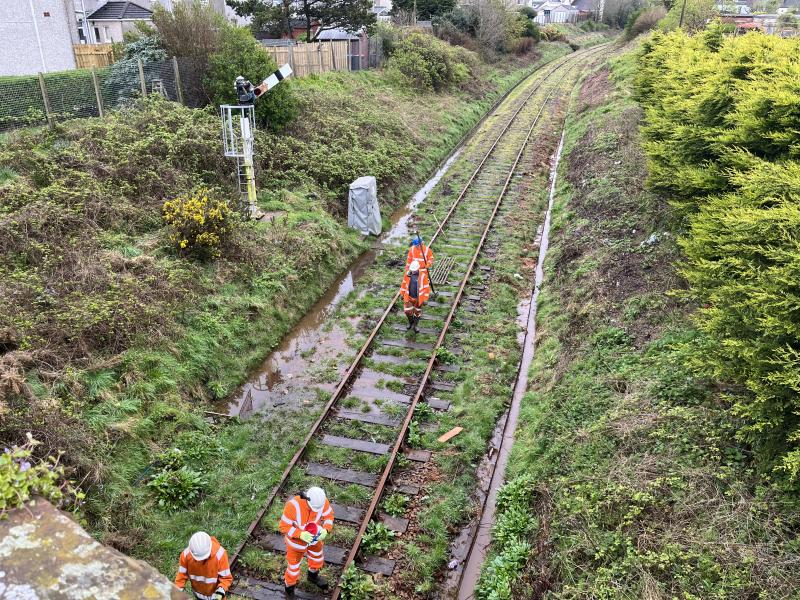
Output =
[
  {"x1": 0, "y1": 57, "x2": 186, "y2": 133},
  {"x1": 0, "y1": 39, "x2": 384, "y2": 133}
]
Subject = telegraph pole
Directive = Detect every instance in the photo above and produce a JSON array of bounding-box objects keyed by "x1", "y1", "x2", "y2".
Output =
[{"x1": 679, "y1": 0, "x2": 688, "y2": 27}]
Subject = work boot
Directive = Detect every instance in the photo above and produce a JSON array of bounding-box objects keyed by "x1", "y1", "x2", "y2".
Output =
[
  {"x1": 412, "y1": 316, "x2": 420, "y2": 333},
  {"x1": 308, "y1": 570, "x2": 329, "y2": 591},
  {"x1": 406, "y1": 314, "x2": 415, "y2": 331},
  {"x1": 284, "y1": 584, "x2": 295, "y2": 597}
]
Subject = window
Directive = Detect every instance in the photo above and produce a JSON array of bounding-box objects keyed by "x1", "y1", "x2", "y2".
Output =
[{"x1": 94, "y1": 26, "x2": 101, "y2": 41}]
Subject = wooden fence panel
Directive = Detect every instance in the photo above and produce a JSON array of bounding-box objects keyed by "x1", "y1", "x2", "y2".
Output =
[
  {"x1": 73, "y1": 44, "x2": 116, "y2": 69},
  {"x1": 261, "y1": 41, "x2": 350, "y2": 77}
]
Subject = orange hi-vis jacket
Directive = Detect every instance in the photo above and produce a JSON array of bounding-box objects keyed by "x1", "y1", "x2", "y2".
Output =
[
  {"x1": 174, "y1": 537, "x2": 232, "y2": 599},
  {"x1": 406, "y1": 244, "x2": 434, "y2": 272},
  {"x1": 279, "y1": 494, "x2": 335, "y2": 553},
  {"x1": 401, "y1": 268, "x2": 431, "y2": 305}
]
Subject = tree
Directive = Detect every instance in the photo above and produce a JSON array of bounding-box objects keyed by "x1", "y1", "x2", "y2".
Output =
[
  {"x1": 227, "y1": 0, "x2": 376, "y2": 41},
  {"x1": 152, "y1": 0, "x2": 225, "y2": 59},
  {"x1": 390, "y1": 0, "x2": 457, "y2": 21},
  {"x1": 658, "y1": 0, "x2": 717, "y2": 30},
  {"x1": 205, "y1": 26, "x2": 297, "y2": 129}
]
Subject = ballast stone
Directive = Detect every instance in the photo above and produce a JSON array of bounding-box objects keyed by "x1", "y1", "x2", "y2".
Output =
[{"x1": 0, "y1": 499, "x2": 183, "y2": 599}]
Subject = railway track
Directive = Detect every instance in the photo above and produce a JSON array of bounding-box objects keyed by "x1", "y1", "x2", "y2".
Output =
[{"x1": 229, "y1": 43, "x2": 609, "y2": 600}]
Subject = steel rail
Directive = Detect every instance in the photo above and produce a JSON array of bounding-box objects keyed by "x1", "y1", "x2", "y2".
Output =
[
  {"x1": 230, "y1": 44, "x2": 611, "y2": 577},
  {"x1": 228, "y1": 48, "x2": 588, "y2": 569},
  {"x1": 328, "y1": 47, "x2": 598, "y2": 600}
]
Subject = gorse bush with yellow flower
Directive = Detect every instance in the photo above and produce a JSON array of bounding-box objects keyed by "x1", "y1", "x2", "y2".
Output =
[{"x1": 162, "y1": 189, "x2": 235, "y2": 257}]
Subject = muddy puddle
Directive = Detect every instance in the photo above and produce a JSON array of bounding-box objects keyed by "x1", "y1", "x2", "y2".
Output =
[{"x1": 215, "y1": 149, "x2": 463, "y2": 418}]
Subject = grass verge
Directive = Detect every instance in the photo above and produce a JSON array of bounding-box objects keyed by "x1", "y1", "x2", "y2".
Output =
[{"x1": 477, "y1": 45, "x2": 800, "y2": 600}]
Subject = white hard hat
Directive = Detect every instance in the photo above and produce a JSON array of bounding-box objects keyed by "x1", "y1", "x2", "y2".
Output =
[
  {"x1": 189, "y1": 531, "x2": 212, "y2": 561},
  {"x1": 306, "y1": 486, "x2": 326, "y2": 512},
  {"x1": 409, "y1": 260, "x2": 420, "y2": 273}
]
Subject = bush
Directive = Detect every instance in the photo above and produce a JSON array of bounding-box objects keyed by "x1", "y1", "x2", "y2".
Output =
[
  {"x1": 204, "y1": 25, "x2": 297, "y2": 129},
  {"x1": 152, "y1": 0, "x2": 224, "y2": 60},
  {"x1": 105, "y1": 35, "x2": 168, "y2": 104},
  {"x1": 147, "y1": 465, "x2": 206, "y2": 510},
  {"x1": 510, "y1": 36, "x2": 535, "y2": 55},
  {"x1": 624, "y1": 6, "x2": 666, "y2": 39},
  {"x1": 386, "y1": 31, "x2": 474, "y2": 92},
  {"x1": 658, "y1": 0, "x2": 718, "y2": 31},
  {"x1": 636, "y1": 30, "x2": 800, "y2": 478},
  {"x1": 162, "y1": 188, "x2": 236, "y2": 257},
  {"x1": 0, "y1": 434, "x2": 84, "y2": 519},
  {"x1": 539, "y1": 24, "x2": 567, "y2": 42}
]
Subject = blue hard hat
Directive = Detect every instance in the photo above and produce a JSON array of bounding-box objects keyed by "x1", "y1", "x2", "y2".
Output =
[{"x1": 411, "y1": 237, "x2": 421, "y2": 246}]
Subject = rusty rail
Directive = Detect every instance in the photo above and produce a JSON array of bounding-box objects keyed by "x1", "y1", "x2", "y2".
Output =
[
  {"x1": 328, "y1": 43, "x2": 605, "y2": 600},
  {"x1": 229, "y1": 49, "x2": 582, "y2": 570},
  {"x1": 230, "y1": 44, "x2": 611, "y2": 591}
]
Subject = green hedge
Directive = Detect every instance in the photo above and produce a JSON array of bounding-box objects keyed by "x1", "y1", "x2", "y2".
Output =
[{"x1": 636, "y1": 28, "x2": 800, "y2": 479}]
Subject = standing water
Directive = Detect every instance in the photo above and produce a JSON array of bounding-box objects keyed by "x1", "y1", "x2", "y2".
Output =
[{"x1": 215, "y1": 149, "x2": 463, "y2": 417}]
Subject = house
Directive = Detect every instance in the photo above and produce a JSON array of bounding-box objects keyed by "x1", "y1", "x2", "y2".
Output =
[
  {"x1": 372, "y1": 5, "x2": 391, "y2": 21},
  {"x1": 572, "y1": 0, "x2": 599, "y2": 17},
  {"x1": 86, "y1": 1, "x2": 153, "y2": 42},
  {"x1": 533, "y1": 0, "x2": 579, "y2": 23},
  {"x1": 0, "y1": 0, "x2": 79, "y2": 75},
  {"x1": 777, "y1": 0, "x2": 800, "y2": 13},
  {"x1": 82, "y1": 0, "x2": 248, "y2": 44}
]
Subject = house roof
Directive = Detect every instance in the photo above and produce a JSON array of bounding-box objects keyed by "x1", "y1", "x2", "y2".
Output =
[
  {"x1": 781, "y1": 0, "x2": 800, "y2": 7},
  {"x1": 317, "y1": 28, "x2": 361, "y2": 40},
  {"x1": 88, "y1": 1, "x2": 152, "y2": 20},
  {"x1": 538, "y1": 1, "x2": 574, "y2": 10},
  {"x1": 571, "y1": 0, "x2": 598, "y2": 11}
]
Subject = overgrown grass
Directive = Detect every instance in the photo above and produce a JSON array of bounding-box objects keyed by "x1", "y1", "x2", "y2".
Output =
[
  {"x1": 0, "y1": 45, "x2": 577, "y2": 579},
  {"x1": 478, "y1": 45, "x2": 800, "y2": 599}
]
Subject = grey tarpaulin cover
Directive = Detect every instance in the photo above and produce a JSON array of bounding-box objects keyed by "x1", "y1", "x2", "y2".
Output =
[{"x1": 348, "y1": 176, "x2": 382, "y2": 236}]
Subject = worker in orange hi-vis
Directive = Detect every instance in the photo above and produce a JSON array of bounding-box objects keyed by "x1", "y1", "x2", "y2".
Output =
[
  {"x1": 400, "y1": 259, "x2": 431, "y2": 334},
  {"x1": 174, "y1": 531, "x2": 232, "y2": 600},
  {"x1": 278, "y1": 486, "x2": 334, "y2": 598},
  {"x1": 406, "y1": 234, "x2": 434, "y2": 276}
]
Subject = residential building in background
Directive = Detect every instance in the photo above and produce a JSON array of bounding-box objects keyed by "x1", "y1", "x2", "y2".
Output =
[
  {"x1": 86, "y1": 1, "x2": 153, "y2": 42},
  {"x1": 0, "y1": 0, "x2": 79, "y2": 75}
]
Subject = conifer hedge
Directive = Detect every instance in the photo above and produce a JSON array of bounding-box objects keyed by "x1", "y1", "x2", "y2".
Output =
[{"x1": 636, "y1": 29, "x2": 800, "y2": 479}]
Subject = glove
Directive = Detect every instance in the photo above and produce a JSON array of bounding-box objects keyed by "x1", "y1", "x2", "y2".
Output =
[
  {"x1": 318, "y1": 528, "x2": 329, "y2": 541},
  {"x1": 299, "y1": 531, "x2": 314, "y2": 544},
  {"x1": 211, "y1": 592, "x2": 225, "y2": 600}
]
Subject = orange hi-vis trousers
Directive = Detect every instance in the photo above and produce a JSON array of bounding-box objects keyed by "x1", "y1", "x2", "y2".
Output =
[{"x1": 285, "y1": 539, "x2": 325, "y2": 586}]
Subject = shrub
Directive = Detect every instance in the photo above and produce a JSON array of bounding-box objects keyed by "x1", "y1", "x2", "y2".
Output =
[
  {"x1": 510, "y1": 36, "x2": 535, "y2": 55},
  {"x1": 205, "y1": 25, "x2": 297, "y2": 129},
  {"x1": 162, "y1": 188, "x2": 236, "y2": 258},
  {"x1": 636, "y1": 30, "x2": 800, "y2": 478},
  {"x1": 152, "y1": 0, "x2": 224, "y2": 60},
  {"x1": 625, "y1": 6, "x2": 666, "y2": 39},
  {"x1": 0, "y1": 434, "x2": 84, "y2": 519},
  {"x1": 658, "y1": 0, "x2": 718, "y2": 31},
  {"x1": 105, "y1": 36, "x2": 168, "y2": 104},
  {"x1": 386, "y1": 32, "x2": 474, "y2": 92},
  {"x1": 539, "y1": 24, "x2": 567, "y2": 42},
  {"x1": 147, "y1": 465, "x2": 206, "y2": 510}
]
